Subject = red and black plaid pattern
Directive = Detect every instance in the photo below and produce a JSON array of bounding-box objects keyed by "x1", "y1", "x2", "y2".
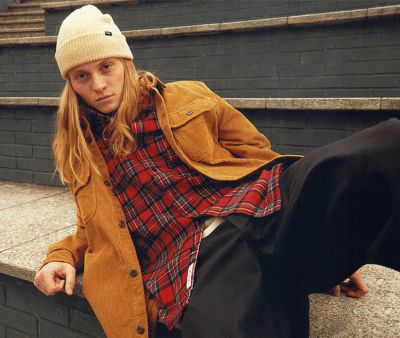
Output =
[{"x1": 82, "y1": 96, "x2": 284, "y2": 329}]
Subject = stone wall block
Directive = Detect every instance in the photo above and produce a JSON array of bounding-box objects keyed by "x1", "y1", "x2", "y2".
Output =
[
  {"x1": 6, "y1": 286, "x2": 69, "y2": 326},
  {"x1": 6, "y1": 327, "x2": 31, "y2": 338},
  {"x1": 33, "y1": 172, "x2": 61, "y2": 186},
  {"x1": 70, "y1": 309, "x2": 106, "y2": 337},
  {"x1": 31, "y1": 121, "x2": 54, "y2": 134},
  {"x1": 0, "y1": 120, "x2": 31, "y2": 132},
  {"x1": 0, "y1": 168, "x2": 33, "y2": 183},
  {"x1": 39, "y1": 319, "x2": 93, "y2": 338},
  {"x1": 15, "y1": 133, "x2": 52, "y2": 147},
  {"x1": 0, "y1": 304, "x2": 37, "y2": 336},
  {"x1": 0, "y1": 284, "x2": 5, "y2": 304},
  {"x1": 0, "y1": 132, "x2": 15, "y2": 144},
  {"x1": 32, "y1": 146, "x2": 53, "y2": 160},
  {"x1": 0, "y1": 156, "x2": 16, "y2": 169}
]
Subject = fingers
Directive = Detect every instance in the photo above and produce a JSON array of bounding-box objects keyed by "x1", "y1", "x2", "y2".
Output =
[
  {"x1": 34, "y1": 262, "x2": 76, "y2": 296},
  {"x1": 330, "y1": 284, "x2": 341, "y2": 297},
  {"x1": 65, "y1": 265, "x2": 76, "y2": 296},
  {"x1": 345, "y1": 270, "x2": 369, "y2": 298}
]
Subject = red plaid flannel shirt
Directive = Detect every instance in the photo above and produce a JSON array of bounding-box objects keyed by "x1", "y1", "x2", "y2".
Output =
[{"x1": 82, "y1": 95, "x2": 284, "y2": 329}]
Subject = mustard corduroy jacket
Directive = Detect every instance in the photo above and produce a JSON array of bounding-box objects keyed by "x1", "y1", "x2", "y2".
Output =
[{"x1": 41, "y1": 79, "x2": 299, "y2": 338}]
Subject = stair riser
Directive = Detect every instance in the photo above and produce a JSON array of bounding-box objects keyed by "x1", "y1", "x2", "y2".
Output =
[
  {"x1": 21, "y1": 0, "x2": 68, "y2": 3},
  {"x1": 0, "y1": 22, "x2": 43, "y2": 29},
  {"x1": 0, "y1": 14, "x2": 43, "y2": 21},
  {"x1": 0, "y1": 31, "x2": 43, "y2": 38},
  {"x1": 7, "y1": 7, "x2": 43, "y2": 13}
]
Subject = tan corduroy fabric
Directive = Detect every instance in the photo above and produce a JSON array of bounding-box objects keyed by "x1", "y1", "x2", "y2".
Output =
[{"x1": 55, "y1": 5, "x2": 133, "y2": 78}]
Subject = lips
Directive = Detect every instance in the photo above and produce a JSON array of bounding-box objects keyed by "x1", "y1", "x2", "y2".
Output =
[{"x1": 96, "y1": 94, "x2": 113, "y2": 102}]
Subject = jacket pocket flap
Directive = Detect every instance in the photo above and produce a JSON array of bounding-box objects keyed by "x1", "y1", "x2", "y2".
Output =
[{"x1": 169, "y1": 97, "x2": 216, "y2": 128}]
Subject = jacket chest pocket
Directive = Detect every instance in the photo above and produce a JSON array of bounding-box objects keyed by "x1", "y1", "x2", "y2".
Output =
[
  {"x1": 169, "y1": 98, "x2": 217, "y2": 162},
  {"x1": 72, "y1": 174, "x2": 97, "y2": 224}
]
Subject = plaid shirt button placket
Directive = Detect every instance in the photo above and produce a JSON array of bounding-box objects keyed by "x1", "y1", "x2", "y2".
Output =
[{"x1": 83, "y1": 96, "x2": 284, "y2": 329}]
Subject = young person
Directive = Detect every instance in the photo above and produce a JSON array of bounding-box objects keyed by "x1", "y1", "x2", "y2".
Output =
[{"x1": 34, "y1": 5, "x2": 400, "y2": 338}]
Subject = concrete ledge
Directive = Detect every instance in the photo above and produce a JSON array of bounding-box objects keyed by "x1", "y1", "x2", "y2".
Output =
[
  {"x1": 1, "y1": 96, "x2": 400, "y2": 111},
  {"x1": 1, "y1": 4, "x2": 400, "y2": 46},
  {"x1": 41, "y1": 0, "x2": 139, "y2": 11},
  {"x1": 0, "y1": 180, "x2": 399, "y2": 336}
]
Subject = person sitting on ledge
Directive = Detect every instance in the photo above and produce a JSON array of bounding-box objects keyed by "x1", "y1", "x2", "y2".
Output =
[{"x1": 34, "y1": 5, "x2": 400, "y2": 338}]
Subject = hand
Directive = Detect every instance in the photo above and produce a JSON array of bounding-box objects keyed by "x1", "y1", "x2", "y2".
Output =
[
  {"x1": 330, "y1": 269, "x2": 368, "y2": 298},
  {"x1": 34, "y1": 262, "x2": 76, "y2": 296}
]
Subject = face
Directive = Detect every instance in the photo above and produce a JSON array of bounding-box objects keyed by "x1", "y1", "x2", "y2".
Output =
[{"x1": 69, "y1": 58, "x2": 125, "y2": 114}]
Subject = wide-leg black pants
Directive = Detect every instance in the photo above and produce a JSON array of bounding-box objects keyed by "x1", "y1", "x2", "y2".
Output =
[{"x1": 157, "y1": 118, "x2": 400, "y2": 338}]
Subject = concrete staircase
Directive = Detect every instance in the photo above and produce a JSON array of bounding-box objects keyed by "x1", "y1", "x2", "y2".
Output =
[
  {"x1": 0, "y1": 1, "x2": 44, "y2": 39},
  {"x1": 0, "y1": 0, "x2": 80, "y2": 39}
]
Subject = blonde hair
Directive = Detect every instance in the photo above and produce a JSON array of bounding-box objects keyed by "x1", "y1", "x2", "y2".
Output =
[{"x1": 52, "y1": 59, "x2": 157, "y2": 184}]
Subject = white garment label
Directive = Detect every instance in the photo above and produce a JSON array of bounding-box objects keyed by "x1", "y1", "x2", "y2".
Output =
[{"x1": 187, "y1": 263, "x2": 195, "y2": 289}]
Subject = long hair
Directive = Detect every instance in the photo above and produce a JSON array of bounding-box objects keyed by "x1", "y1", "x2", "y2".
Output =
[{"x1": 52, "y1": 59, "x2": 157, "y2": 184}]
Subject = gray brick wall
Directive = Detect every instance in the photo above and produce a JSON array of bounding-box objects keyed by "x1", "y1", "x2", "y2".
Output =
[
  {"x1": 0, "y1": 104, "x2": 399, "y2": 186},
  {"x1": 45, "y1": 0, "x2": 400, "y2": 35},
  {"x1": 0, "y1": 273, "x2": 105, "y2": 337},
  {"x1": 0, "y1": 106, "x2": 60, "y2": 186},
  {"x1": 2, "y1": 18, "x2": 400, "y2": 98}
]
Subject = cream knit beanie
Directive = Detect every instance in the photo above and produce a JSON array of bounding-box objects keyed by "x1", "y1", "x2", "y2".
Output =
[{"x1": 55, "y1": 5, "x2": 133, "y2": 78}]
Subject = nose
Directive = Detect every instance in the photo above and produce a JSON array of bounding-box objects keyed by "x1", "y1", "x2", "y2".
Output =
[{"x1": 91, "y1": 73, "x2": 106, "y2": 92}]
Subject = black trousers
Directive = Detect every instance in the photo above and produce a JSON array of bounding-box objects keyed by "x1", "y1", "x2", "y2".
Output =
[{"x1": 157, "y1": 118, "x2": 400, "y2": 338}]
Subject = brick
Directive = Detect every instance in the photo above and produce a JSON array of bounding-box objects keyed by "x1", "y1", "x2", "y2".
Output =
[
  {"x1": 16, "y1": 158, "x2": 33, "y2": 171},
  {"x1": 6, "y1": 327, "x2": 31, "y2": 338},
  {"x1": 34, "y1": 158, "x2": 55, "y2": 172},
  {"x1": 14, "y1": 109, "x2": 55, "y2": 121},
  {"x1": 0, "y1": 304, "x2": 37, "y2": 335},
  {"x1": 70, "y1": 309, "x2": 106, "y2": 337},
  {"x1": 32, "y1": 121, "x2": 55, "y2": 134},
  {"x1": 0, "y1": 156, "x2": 16, "y2": 169},
  {"x1": 273, "y1": 127, "x2": 351, "y2": 148},
  {"x1": 0, "y1": 132, "x2": 15, "y2": 143},
  {"x1": 33, "y1": 146, "x2": 53, "y2": 159},
  {"x1": 17, "y1": 157, "x2": 56, "y2": 175},
  {"x1": 0, "y1": 119, "x2": 31, "y2": 132},
  {"x1": 0, "y1": 168, "x2": 33, "y2": 183},
  {"x1": 39, "y1": 319, "x2": 93, "y2": 338},
  {"x1": 15, "y1": 133, "x2": 52, "y2": 146},
  {"x1": 34, "y1": 172, "x2": 62, "y2": 186},
  {"x1": 7, "y1": 286, "x2": 69, "y2": 326},
  {"x1": 0, "y1": 284, "x2": 5, "y2": 304},
  {"x1": 15, "y1": 145, "x2": 33, "y2": 158}
]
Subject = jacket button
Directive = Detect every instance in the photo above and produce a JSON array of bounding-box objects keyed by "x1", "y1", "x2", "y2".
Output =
[
  {"x1": 130, "y1": 269, "x2": 138, "y2": 277},
  {"x1": 136, "y1": 326, "x2": 145, "y2": 334},
  {"x1": 73, "y1": 179, "x2": 77, "y2": 187},
  {"x1": 186, "y1": 110, "x2": 193, "y2": 116},
  {"x1": 104, "y1": 180, "x2": 111, "y2": 187},
  {"x1": 119, "y1": 220, "x2": 126, "y2": 228}
]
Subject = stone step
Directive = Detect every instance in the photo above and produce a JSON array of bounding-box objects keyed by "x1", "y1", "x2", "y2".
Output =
[
  {"x1": 0, "y1": 18, "x2": 43, "y2": 29},
  {"x1": 20, "y1": 0, "x2": 78, "y2": 3},
  {"x1": 0, "y1": 27, "x2": 43, "y2": 38},
  {"x1": 7, "y1": 4, "x2": 43, "y2": 13},
  {"x1": 0, "y1": 12, "x2": 43, "y2": 22}
]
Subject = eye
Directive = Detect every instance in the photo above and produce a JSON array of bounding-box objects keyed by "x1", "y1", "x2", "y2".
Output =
[
  {"x1": 74, "y1": 72, "x2": 88, "y2": 81},
  {"x1": 102, "y1": 63, "x2": 112, "y2": 71}
]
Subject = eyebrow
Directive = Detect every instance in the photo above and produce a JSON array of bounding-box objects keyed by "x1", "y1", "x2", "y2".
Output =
[{"x1": 71, "y1": 59, "x2": 114, "y2": 74}]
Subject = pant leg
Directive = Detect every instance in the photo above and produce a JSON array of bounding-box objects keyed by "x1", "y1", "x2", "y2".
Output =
[
  {"x1": 180, "y1": 218, "x2": 282, "y2": 338},
  {"x1": 247, "y1": 118, "x2": 400, "y2": 337}
]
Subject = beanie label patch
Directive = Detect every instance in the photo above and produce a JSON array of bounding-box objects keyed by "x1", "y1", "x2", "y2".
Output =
[{"x1": 105, "y1": 31, "x2": 112, "y2": 36}]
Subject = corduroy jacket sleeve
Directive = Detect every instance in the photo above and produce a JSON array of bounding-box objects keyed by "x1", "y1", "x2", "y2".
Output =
[{"x1": 40, "y1": 190, "x2": 88, "y2": 271}]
